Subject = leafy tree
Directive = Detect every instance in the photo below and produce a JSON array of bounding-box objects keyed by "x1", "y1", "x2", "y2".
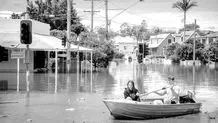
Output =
[
  {"x1": 11, "y1": 13, "x2": 21, "y2": 19},
  {"x1": 176, "y1": 44, "x2": 193, "y2": 60},
  {"x1": 77, "y1": 31, "x2": 123, "y2": 69},
  {"x1": 179, "y1": 23, "x2": 200, "y2": 32},
  {"x1": 120, "y1": 20, "x2": 149, "y2": 63},
  {"x1": 206, "y1": 41, "x2": 218, "y2": 62},
  {"x1": 95, "y1": 27, "x2": 118, "y2": 41},
  {"x1": 151, "y1": 26, "x2": 163, "y2": 35},
  {"x1": 120, "y1": 22, "x2": 132, "y2": 37},
  {"x1": 173, "y1": 0, "x2": 197, "y2": 42},
  {"x1": 26, "y1": 0, "x2": 86, "y2": 35},
  {"x1": 166, "y1": 43, "x2": 179, "y2": 58}
]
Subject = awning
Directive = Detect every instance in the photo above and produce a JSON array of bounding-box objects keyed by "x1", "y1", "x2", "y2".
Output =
[{"x1": 0, "y1": 32, "x2": 92, "y2": 51}]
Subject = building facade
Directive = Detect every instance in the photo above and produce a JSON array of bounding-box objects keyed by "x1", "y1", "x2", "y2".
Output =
[{"x1": 148, "y1": 33, "x2": 175, "y2": 57}]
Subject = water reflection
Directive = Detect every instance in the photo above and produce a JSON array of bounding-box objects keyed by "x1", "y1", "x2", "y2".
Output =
[{"x1": 1, "y1": 61, "x2": 218, "y2": 113}]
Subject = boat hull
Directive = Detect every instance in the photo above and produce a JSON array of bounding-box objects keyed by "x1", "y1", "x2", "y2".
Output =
[{"x1": 103, "y1": 99, "x2": 202, "y2": 119}]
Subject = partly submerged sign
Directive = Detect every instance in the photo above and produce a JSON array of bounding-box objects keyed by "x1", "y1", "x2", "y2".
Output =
[{"x1": 11, "y1": 49, "x2": 25, "y2": 59}]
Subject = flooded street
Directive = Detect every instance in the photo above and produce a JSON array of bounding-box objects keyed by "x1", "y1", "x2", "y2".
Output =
[{"x1": 0, "y1": 61, "x2": 218, "y2": 123}]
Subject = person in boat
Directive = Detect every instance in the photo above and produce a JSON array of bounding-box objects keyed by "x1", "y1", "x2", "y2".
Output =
[
  {"x1": 153, "y1": 77, "x2": 181, "y2": 104},
  {"x1": 124, "y1": 80, "x2": 140, "y2": 101}
]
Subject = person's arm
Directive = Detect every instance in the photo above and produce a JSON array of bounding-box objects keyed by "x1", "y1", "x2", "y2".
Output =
[
  {"x1": 124, "y1": 89, "x2": 130, "y2": 99},
  {"x1": 154, "y1": 90, "x2": 167, "y2": 96}
]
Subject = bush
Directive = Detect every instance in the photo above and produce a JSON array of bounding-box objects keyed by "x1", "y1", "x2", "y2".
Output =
[{"x1": 170, "y1": 55, "x2": 180, "y2": 63}]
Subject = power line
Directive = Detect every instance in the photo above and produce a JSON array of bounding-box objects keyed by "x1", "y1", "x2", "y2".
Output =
[{"x1": 110, "y1": 1, "x2": 141, "y2": 20}]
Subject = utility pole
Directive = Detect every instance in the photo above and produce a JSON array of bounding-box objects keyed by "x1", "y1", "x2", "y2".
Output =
[
  {"x1": 105, "y1": 0, "x2": 108, "y2": 41},
  {"x1": 84, "y1": 0, "x2": 100, "y2": 32},
  {"x1": 193, "y1": 19, "x2": 196, "y2": 66},
  {"x1": 91, "y1": 0, "x2": 94, "y2": 32},
  {"x1": 66, "y1": 0, "x2": 71, "y2": 73}
]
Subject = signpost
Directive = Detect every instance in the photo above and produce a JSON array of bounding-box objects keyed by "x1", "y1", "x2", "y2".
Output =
[{"x1": 11, "y1": 49, "x2": 25, "y2": 92}]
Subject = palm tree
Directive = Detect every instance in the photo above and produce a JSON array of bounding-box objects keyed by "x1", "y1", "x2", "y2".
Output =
[{"x1": 173, "y1": 0, "x2": 197, "y2": 42}]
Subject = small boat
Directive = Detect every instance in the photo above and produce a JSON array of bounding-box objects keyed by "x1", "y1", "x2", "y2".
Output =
[{"x1": 103, "y1": 98, "x2": 202, "y2": 119}]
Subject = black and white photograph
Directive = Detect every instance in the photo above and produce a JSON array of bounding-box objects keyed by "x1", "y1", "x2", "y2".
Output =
[{"x1": 0, "y1": 0, "x2": 218, "y2": 122}]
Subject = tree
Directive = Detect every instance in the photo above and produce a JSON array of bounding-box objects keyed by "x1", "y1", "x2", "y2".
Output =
[
  {"x1": 11, "y1": 13, "x2": 21, "y2": 19},
  {"x1": 151, "y1": 26, "x2": 163, "y2": 35},
  {"x1": 173, "y1": 0, "x2": 197, "y2": 42},
  {"x1": 166, "y1": 43, "x2": 178, "y2": 58},
  {"x1": 206, "y1": 41, "x2": 218, "y2": 62},
  {"x1": 95, "y1": 27, "x2": 118, "y2": 41},
  {"x1": 120, "y1": 20, "x2": 149, "y2": 63},
  {"x1": 179, "y1": 23, "x2": 200, "y2": 32},
  {"x1": 26, "y1": 0, "x2": 85, "y2": 35},
  {"x1": 120, "y1": 22, "x2": 132, "y2": 37},
  {"x1": 77, "y1": 31, "x2": 123, "y2": 70}
]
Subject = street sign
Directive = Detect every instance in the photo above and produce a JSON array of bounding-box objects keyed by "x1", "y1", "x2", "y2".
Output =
[{"x1": 11, "y1": 49, "x2": 25, "y2": 59}]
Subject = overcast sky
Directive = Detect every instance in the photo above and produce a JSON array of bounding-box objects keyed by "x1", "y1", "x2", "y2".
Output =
[{"x1": 0, "y1": 0, "x2": 218, "y2": 31}]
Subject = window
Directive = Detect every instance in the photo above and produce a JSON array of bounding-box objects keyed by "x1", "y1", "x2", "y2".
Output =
[
  {"x1": 168, "y1": 39, "x2": 172, "y2": 44},
  {"x1": 202, "y1": 39, "x2": 206, "y2": 44},
  {"x1": 0, "y1": 46, "x2": 9, "y2": 62},
  {"x1": 124, "y1": 46, "x2": 127, "y2": 50}
]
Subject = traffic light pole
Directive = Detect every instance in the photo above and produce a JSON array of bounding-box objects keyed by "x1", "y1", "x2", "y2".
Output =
[{"x1": 25, "y1": 44, "x2": 30, "y2": 92}]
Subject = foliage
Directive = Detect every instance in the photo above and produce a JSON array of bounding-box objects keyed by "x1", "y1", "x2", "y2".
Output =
[
  {"x1": 170, "y1": 55, "x2": 180, "y2": 63},
  {"x1": 120, "y1": 20, "x2": 149, "y2": 41},
  {"x1": 172, "y1": 0, "x2": 197, "y2": 12},
  {"x1": 151, "y1": 26, "x2": 163, "y2": 35},
  {"x1": 179, "y1": 23, "x2": 200, "y2": 32},
  {"x1": 95, "y1": 27, "x2": 118, "y2": 41},
  {"x1": 206, "y1": 41, "x2": 218, "y2": 62},
  {"x1": 166, "y1": 43, "x2": 178, "y2": 58},
  {"x1": 120, "y1": 20, "x2": 149, "y2": 63},
  {"x1": 77, "y1": 31, "x2": 123, "y2": 69},
  {"x1": 173, "y1": 0, "x2": 197, "y2": 42},
  {"x1": 26, "y1": 0, "x2": 86, "y2": 35},
  {"x1": 175, "y1": 44, "x2": 193, "y2": 61},
  {"x1": 11, "y1": 13, "x2": 21, "y2": 19}
]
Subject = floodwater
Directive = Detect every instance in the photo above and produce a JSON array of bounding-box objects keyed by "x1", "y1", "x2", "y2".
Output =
[{"x1": 0, "y1": 60, "x2": 218, "y2": 123}]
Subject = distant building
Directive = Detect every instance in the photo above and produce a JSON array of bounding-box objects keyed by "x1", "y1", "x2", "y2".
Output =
[
  {"x1": 205, "y1": 32, "x2": 218, "y2": 45},
  {"x1": 113, "y1": 36, "x2": 139, "y2": 60},
  {"x1": 148, "y1": 33, "x2": 174, "y2": 57},
  {"x1": 173, "y1": 31, "x2": 201, "y2": 44},
  {"x1": 0, "y1": 11, "x2": 22, "y2": 19}
]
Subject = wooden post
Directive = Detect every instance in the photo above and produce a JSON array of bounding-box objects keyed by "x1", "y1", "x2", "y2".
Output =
[
  {"x1": 105, "y1": 0, "x2": 108, "y2": 41},
  {"x1": 90, "y1": 51, "x2": 93, "y2": 92},
  {"x1": 17, "y1": 58, "x2": 20, "y2": 92},
  {"x1": 193, "y1": 19, "x2": 196, "y2": 66},
  {"x1": 55, "y1": 49, "x2": 58, "y2": 93}
]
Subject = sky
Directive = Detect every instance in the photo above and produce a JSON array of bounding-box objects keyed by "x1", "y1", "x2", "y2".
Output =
[{"x1": 0, "y1": 0, "x2": 218, "y2": 32}]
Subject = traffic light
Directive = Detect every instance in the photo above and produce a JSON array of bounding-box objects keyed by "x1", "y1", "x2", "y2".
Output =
[
  {"x1": 139, "y1": 44, "x2": 143, "y2": 54},
  {"x1": 137, "y1": 54, "x2": 143, "y2": 63},
  {"x1": 62, "y1": 36, "x2": 66, "y2": 47},
  {"x1": 20, "y1": 20, "x2": 32, "y2": 44}
]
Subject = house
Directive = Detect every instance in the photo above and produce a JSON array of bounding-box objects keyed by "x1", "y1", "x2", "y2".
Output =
[
  {"x1": 0, "y1": 19, "x2": 92, "y2": 73},
  {"x1": 113, "y1": 36, "x2": 139, "y2": 60},
  {"x1": 205, "y1": 32, "x2": 218, "y2": 45},
  {"x1": 173, "y1": 30, "x2": 218, "y2": 46},
  {"x1": 173, "y1": 31, "x2": 201, "y2": 44},
  {"x1": 148, "y1": 33, "x2": 174, "y2": 57}
]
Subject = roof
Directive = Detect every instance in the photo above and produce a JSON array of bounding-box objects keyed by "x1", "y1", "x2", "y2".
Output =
[
  {"x1": 180, "y1": 31, "x2": 195, "y2": 37},
  {"x1": 206, "y1": 32, "x2": 218, "y2": 37},
  {"x1": 149, "y1": 33, "x2": 171, "y2": 48},
  {"x1": 0, "y1": 32, "x2": 92, "y2": 51},
  {"x1": 150, "y1": 33, "x2": 170, "y2": 39},
  {"x1": 113, "y1": 36, "x2": 137, "y2": 44}
]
